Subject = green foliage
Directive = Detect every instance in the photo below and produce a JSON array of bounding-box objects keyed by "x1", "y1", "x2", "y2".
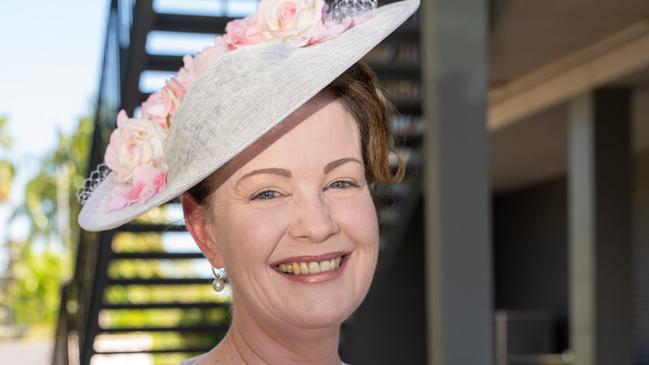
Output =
[
  {"x1": 6, "y1": 247, "x2": 66, "y2": 332},
  {"x1": 2, "y1": 114, "x2": 229, "y2": 354},
  {"x1": 3, "y1": 116, "x2": 92, "y2": 334},
  {"x1": 17, "y1": 116, "x2": 93, "y2": 245},
  {"x1": 0, "y1": 116, "x2": 14, "y2": 203},
  {"x1": 0, "y1": 117, "x2": 12, "y2": 149}
]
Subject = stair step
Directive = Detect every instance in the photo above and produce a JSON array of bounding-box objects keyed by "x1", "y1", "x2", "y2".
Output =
[
  {"x1": 152, "y1": 13, "x2": 233, "y2": 34},
  {"x1": 99, "y1": 324, "x2": 227, "y2": 333},
  {"x1": 145, "y1": 54, "x2": 419, "y2": 80},
  {"x1": 111, "y1": 252, "x2": 203, "y2": 260},
  {"x1": 385, "y1": 25, "x2": 419, "y2": 44},
  {"x1": 152, "y1": 12, "x2": 419, "y2": 43},
  {"x1": 394, "y1": 133, "x2": 422, "y2": 148},
  {"x1": 103, "y1": 301, "x2": 228, "y2": 310},
  {"x1": 119, "y1": 223, "x2": 186, "y2": 232},
  {"x1": 371, "y1": 63, "x2": 420, "y2": 80},
  {"x1": 139, "y1": 91, "x2": 421, "y2": 116},
  {"x1": 107, "y1": 278, "x2": 212, "y2": 286},
  {"x1": 392, "y1": 99, "x2": 421, "y2": 116}
]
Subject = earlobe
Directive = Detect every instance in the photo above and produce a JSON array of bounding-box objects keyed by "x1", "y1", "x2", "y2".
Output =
[{"x1": 181, "y1": 192, "x2": 225, "y2": 268}]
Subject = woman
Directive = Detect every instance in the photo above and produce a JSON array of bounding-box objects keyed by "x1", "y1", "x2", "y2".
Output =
[{"x1": 77, "y1": 0, "x2": 419, "y2": 363}]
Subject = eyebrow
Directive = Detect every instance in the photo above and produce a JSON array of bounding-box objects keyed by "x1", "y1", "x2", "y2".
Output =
[
  {"x1": 238, "y1": 168, "x2": 292, "y2": 185},
  {"x1": 236, "y1": 157, "x2": 363, "y2": 186},
  {"x1": 323, "y1": 157, "x2": 363, "y2": 174}
]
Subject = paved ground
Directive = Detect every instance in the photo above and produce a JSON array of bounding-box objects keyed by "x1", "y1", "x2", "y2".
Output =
[
  {"x1": 0, "y1": 340, "x2": 52, "y2": 365},
  {"x1": 0, "y1": 337, "x2": 157, "y2": 365}
]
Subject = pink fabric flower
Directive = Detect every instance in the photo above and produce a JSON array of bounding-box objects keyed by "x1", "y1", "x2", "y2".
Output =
[
  {"x1": 141, "y1": 89, "x2": 175, "y2": 130},
  {"x1": 194, "y1": 39, "x2": 230, "y2": 73},
  {"x1": 223, "y1": 16, "x2": 261, "y2": 49},
  {"x1": 256, "y1": 0, "x2": 325, "y2": 45},
  {"x1": 170, "y1": 40, "x2": 230, "y2": 99},
  {"x1": 104, "y1": 110, "x2": 167, "y2": 184},
  {"x1": 101, "y1": 0, "x2": 373, "y2": 212},
  {"x1": 165, "y1": 78, "x2": 187, "y2": 101},
  {"x1": 173, "y1": 55, "x2": 199, "y2": 93},
  {"x1": 107, "y1": 164, "x2": 168, "y2": 211}
]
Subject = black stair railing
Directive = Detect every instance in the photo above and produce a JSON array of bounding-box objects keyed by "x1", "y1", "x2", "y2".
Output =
[
  {"x1": 53, "y1": 1, "x2": 422, "y2": 364},
  {"x1": 52, "y1": 0, "x2": 131, "y2": 363}
]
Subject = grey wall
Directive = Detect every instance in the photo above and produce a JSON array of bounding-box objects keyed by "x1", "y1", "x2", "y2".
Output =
[
  {"x1": 493, "y1": 149, "x2": 649, "y2": 360},
  {"x1": 634, "y1": 150, "x2": 649, "y2": 364},
  {"x1": 493, "y1": 178, "x2": 568, "y2": 315},
  {"x1": 340, "y1": 148, "x2": 649, "y2": 363},
  {"x1": 493, "y1": 178, "x2": 569, "y2": 353}
]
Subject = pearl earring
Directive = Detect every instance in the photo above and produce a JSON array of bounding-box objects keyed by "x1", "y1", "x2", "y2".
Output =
[{"x1": 211, "y1": 266, "x2": 226, "y2": 292}]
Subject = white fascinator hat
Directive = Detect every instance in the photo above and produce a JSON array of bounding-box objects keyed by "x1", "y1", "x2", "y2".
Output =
[{"x1": 77, "y1": 0, "x2": 420, "y2": 232}]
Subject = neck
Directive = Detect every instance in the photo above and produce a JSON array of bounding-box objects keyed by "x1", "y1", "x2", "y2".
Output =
[{"x1": 213, "y1": 299, "x2": 342, "y2": 365}]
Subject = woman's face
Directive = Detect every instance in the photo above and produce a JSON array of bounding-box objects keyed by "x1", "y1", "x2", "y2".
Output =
[{"x1": 202, "y1": 93, "x2": 379, "y2": 329}]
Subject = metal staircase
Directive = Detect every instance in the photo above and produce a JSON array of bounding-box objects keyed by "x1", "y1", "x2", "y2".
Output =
[{"x1": 52, "y1": 1, "x2": 422, "y2": 364}]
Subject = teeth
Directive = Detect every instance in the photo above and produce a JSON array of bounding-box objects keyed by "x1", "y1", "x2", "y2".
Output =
[
  {"x1": 308, "y1": 262, "x2": 321, "y2": 274},
  {"x1": 320, "y1": 260, "x2": 331, "y2": 272},
  {"x1": 278, "y1": 255, "x2": 345, "y2": 275}
]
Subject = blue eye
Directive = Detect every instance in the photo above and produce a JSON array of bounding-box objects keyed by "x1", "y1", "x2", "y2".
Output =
[
  {"x1": 252, "y1": 190, "x2": 281, "y2": 200},
  {"x1": 329, "y1": 180, "x2": 357, "y2": 189}
]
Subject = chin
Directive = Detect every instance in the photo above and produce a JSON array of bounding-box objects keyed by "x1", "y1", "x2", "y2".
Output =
[{"x1": 291, "y1": 298, "x2": 355, "y2": 329}]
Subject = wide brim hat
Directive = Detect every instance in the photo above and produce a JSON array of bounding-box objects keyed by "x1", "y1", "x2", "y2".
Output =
[{"x1": 79, "y1": 0, "x2": 420, "y2": 232}]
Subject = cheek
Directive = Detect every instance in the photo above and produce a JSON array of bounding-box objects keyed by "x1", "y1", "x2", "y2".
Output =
[
  {"x1": 332, "y1": 190, "x2": 379, "y2": 248},
  {"x1": 213, "y1": 204, "x2": 290, "y2": 269},
  {"x1": 330, "y1": 190, "x2": 379, "y2": 309}
]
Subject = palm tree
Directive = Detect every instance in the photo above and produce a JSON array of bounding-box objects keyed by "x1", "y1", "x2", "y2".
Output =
[{"x1": 0, "y1": 116, "x2": 14, "y2": 203}]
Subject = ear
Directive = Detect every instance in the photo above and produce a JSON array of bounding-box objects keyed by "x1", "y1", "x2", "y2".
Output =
[{"x1": 181, "y1": 192, "x2": 225, "y2": 268}]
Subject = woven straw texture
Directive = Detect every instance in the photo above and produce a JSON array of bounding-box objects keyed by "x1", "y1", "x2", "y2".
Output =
[{"x1": 79, "y1": 0, "x2": 420, "y2": 231}]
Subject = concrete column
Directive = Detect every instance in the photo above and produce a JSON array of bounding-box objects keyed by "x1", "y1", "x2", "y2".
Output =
[
  {"x1": 421, "y1": 0, "x2": 493, "y2": 364},
  {"x1": 568, "y1": 89, "x2": 633, "y2": 365}
]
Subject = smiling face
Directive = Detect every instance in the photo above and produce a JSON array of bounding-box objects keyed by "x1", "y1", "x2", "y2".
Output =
[{"x1": 188, "y1": 92, "x2": 380, "y2": 329}]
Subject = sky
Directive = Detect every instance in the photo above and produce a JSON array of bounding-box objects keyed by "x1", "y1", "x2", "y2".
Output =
[
  {"x1": 0, "y1": 1, "x2": 108, "y2": 245},
  {"x1": 0, "y1": 1, "x2": 258, "y2": 264}
]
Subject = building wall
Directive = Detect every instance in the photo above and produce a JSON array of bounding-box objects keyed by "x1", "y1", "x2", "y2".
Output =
[
  {"x1": 493, "y1": 177, "x2": 569, "y2": 352},
  {"x1": 493, "y1": 149, "x2": 649, "y2": 360},
  {"x1": 341, "y1": 151, "x2": 648, "y2": 363},
  {"x1": 633, "y1": 150, "x2": 649, "y2": 364}
]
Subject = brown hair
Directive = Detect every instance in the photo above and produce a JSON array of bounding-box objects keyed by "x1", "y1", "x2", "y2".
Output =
[{"x1": 187, "y1": 61, "x2": 405, "y2": 206}]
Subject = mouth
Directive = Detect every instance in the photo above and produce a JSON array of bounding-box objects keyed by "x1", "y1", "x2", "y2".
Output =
[{"x1": 271, "y1": 252, "x2": 350, "y2": 282}]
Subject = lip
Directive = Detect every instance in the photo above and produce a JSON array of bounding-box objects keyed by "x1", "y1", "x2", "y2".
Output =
[{"x1": 271, "y1": 251, "x2": 351, "y2": 284}]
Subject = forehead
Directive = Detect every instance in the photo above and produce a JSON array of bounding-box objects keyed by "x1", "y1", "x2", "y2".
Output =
[{"x1": 236, "y1": 94, "x2": 362, "y2": 171}]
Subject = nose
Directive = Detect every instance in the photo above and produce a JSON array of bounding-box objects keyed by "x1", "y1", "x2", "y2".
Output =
[{"x1": 288, "y1": 193, "x2": 340, "y2": 243}]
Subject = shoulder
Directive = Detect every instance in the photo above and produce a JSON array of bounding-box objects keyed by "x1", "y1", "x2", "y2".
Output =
[{"x1": 181, "y1": 354, "x2": 349, "y2": 364}]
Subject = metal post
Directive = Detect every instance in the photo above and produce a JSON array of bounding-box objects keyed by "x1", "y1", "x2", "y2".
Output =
[
  {"x1": 122, "y1": 0, "x2": 154, "y2": 114},
  {"x1": 80, "y1": 232, "x2": 114, "y2": 365},
  {"x1": 568, "y1": 89, "x2": 633, "y2": 365},
  {"x1": 421, "y1": 0, "x2": 493, "y2": 364}
]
